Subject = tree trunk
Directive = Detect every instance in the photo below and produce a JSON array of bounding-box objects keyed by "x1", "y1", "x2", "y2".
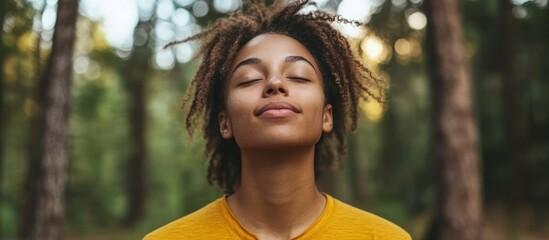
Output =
[
  {"x1": 0, "y1": 0, "x2": 7, "y2": 235},
  {"x1": 424, "y1": 1, "x2": 483, "y2": 240},
  {"x1": 500, "y1": 0, "x2": 525, "y2": 210},
  {"x1": 25, "y1": 0, "x2": 79, "y2": 239},
  {"x1": 123, "y1": 23, "x2": 150, "y2": 226},
  {"x1": 20, "y1": 4, "x2": 46, "y2": 238},
  {"x1": 124, "y1": 72, "x2": 148, "y2": 226}
]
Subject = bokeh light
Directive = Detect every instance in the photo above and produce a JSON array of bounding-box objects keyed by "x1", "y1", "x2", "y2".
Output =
[
  {"x1": 213, "y1": 0, "x2": 241, "y2": 13},
  {"x1": 336, "y1": 0, "x2": 383, "y2": 37},
  {"x1": 155, "y1": 21, "x2": 175, "y2": 41},
  {"x1": 172, "y1": 8, "x2": 192, "y2": 27},
  {"x1": 156, "y1": 0, "x2": 176, "y2": 20},
  {"x1": 174, "y1": 0, "x2": 194, "y2": 7},
  {"x1": 41, "y1": 5, "x2": 57, "y2": 30},
  {"x1": 407, "y1": 11, "x2": 427, "y2": 30},
  {"x1": 394, "y1": 36, "x2": 422, "y2": 64},
  {"x1": 80, "y1": 0, "x2": 138, "y2": 50},
  {"x1": 192, "y1": 0, "x2": 209, "y2": 17},
  {"x1": 175, "y1": 43, "x2": 193, "y2": 63},
  {"x1": 394, "y1": 38, "x2": 411, "y2": 56},
  {"x1": 361, "y1": 36, "x2": 390, "y2": 63},
  {"x1": 154, "y1": 49, "x2": 175, "y2": 70},
  {"x1": 360, "y1": 100, "x2": 384, "y2": 122}
]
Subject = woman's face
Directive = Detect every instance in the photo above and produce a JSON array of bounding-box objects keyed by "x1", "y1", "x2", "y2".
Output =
[{"x1": 219, "y1": 33, "x2": 333, "y2": 151}]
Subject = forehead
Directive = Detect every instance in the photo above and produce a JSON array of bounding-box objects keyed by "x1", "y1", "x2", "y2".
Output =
[{"x1": 231, "y1": 33, "x2": 318, "y2": 68}]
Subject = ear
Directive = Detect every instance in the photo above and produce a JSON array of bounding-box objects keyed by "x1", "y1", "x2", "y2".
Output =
[
  {"x1": 218, "y1": 111, "x2": 233, "y2": 139},
  {"x1": 322, "y1": 104, "x2": 333, "y2": 133}
]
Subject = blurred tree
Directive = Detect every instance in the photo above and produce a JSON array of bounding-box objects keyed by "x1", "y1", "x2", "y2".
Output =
[
  {"x1": 23, "y1": 0, "x2": 79, "y2": 239},
  {"x1": 0, "y1": 0, "x2": 8, "y2": 236},
  {"x1": 122, "y1": 21, "x2": 153, "y2": 227},
  {"x1": 20, "y1": 4, "x2": 45, "y2": 239},
  {"x1": 500, "y1": 0, "x2": 527, "y2": 212},
  {"x1": 0, "y1": 0, "x2": 8, "y2": 205},
  {"x1": 424, "y1": 1, "x2": 483, "y2": 240}
]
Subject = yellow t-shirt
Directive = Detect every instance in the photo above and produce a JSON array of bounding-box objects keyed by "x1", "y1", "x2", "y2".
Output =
[{"x1": 144, "y1": 194, "x2": 411, "y2": 240}]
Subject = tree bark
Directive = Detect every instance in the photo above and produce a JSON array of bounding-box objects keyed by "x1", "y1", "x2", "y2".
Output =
[
  {"x1": 424, "y1": 1, "x2": 483, "y2": 240},
  {"x1": 25, "y1": 0, "x2": 79, "y2": 239},
  {"x1": 20, "y1": 4, "x2": 46, "y2": 238},
  {"x1": 124, "y1": 70, "x2": 148, "y2": 226},
  {"x1": 122, "y1": 22, "x2": 151, "y2": 226},
  {"x1": 500, "y1": 0, "x2": 525, "y2": 210}
]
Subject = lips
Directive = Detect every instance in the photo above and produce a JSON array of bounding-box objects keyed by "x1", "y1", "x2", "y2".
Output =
[{"x1": 255, "y1": 102, "x2": 301, "y2": 117}]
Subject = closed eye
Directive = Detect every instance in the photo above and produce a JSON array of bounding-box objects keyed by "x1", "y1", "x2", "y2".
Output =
[
  {"x1": 288, "y1": 76, "x2": 310, "y2": 82},
  {"x1": 237, "y1": 79, "x2": 262, "y2": 86}
]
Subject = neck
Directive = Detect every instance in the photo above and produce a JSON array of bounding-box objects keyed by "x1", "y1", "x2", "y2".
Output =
[{"x1": 227, "y1": 146, "x2": 326, "y2": 240}]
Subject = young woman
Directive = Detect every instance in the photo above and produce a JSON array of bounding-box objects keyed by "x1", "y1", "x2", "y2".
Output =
[{"x1": 144, "y1": 1, "x2": 411, "y2": 239}]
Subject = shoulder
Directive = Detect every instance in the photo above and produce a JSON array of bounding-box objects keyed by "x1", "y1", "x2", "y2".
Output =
[
  {"x1": 326, "y1": 198, "x2": 411, "y2": 240},
  {"x1": 143, "y1": 198, "x2": 233, "y2": 240}
]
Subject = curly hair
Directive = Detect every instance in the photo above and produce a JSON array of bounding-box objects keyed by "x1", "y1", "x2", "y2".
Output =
[{"x1": 166, "y1": 0, "x2": 387, "y2": 194}]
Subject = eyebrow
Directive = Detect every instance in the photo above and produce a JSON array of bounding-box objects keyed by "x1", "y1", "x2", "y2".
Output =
[{"x1": 231, "y1": 55, "x2": 317, "y2": 73}]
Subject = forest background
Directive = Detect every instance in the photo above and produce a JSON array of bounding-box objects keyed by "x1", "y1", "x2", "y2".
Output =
[{"x1": 0, "y1": 0, "x2": 548, "y2": 239}]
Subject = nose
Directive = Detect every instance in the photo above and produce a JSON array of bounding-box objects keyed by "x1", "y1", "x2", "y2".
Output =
[{"x1": 262, "y1": 76, "x2": 288, "y2": 97}]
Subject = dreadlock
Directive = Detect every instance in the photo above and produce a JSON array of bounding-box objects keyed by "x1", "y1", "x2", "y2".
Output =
[{"x1": 166, "y1": 0, "x2": 387, "y2": 194}]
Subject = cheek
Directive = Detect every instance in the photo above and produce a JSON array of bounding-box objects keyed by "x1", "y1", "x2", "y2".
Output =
[
  {"x1": 302, "y1": 87, "x2": 326, "y2": 114},
  {"x1": 225, "y1": 93, "x2": 252, "y2": 130}
]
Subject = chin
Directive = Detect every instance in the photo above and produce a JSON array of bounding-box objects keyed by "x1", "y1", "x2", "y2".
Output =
[{"x1": 235, "y1": 133, "x2": 321, "y2": 151}]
